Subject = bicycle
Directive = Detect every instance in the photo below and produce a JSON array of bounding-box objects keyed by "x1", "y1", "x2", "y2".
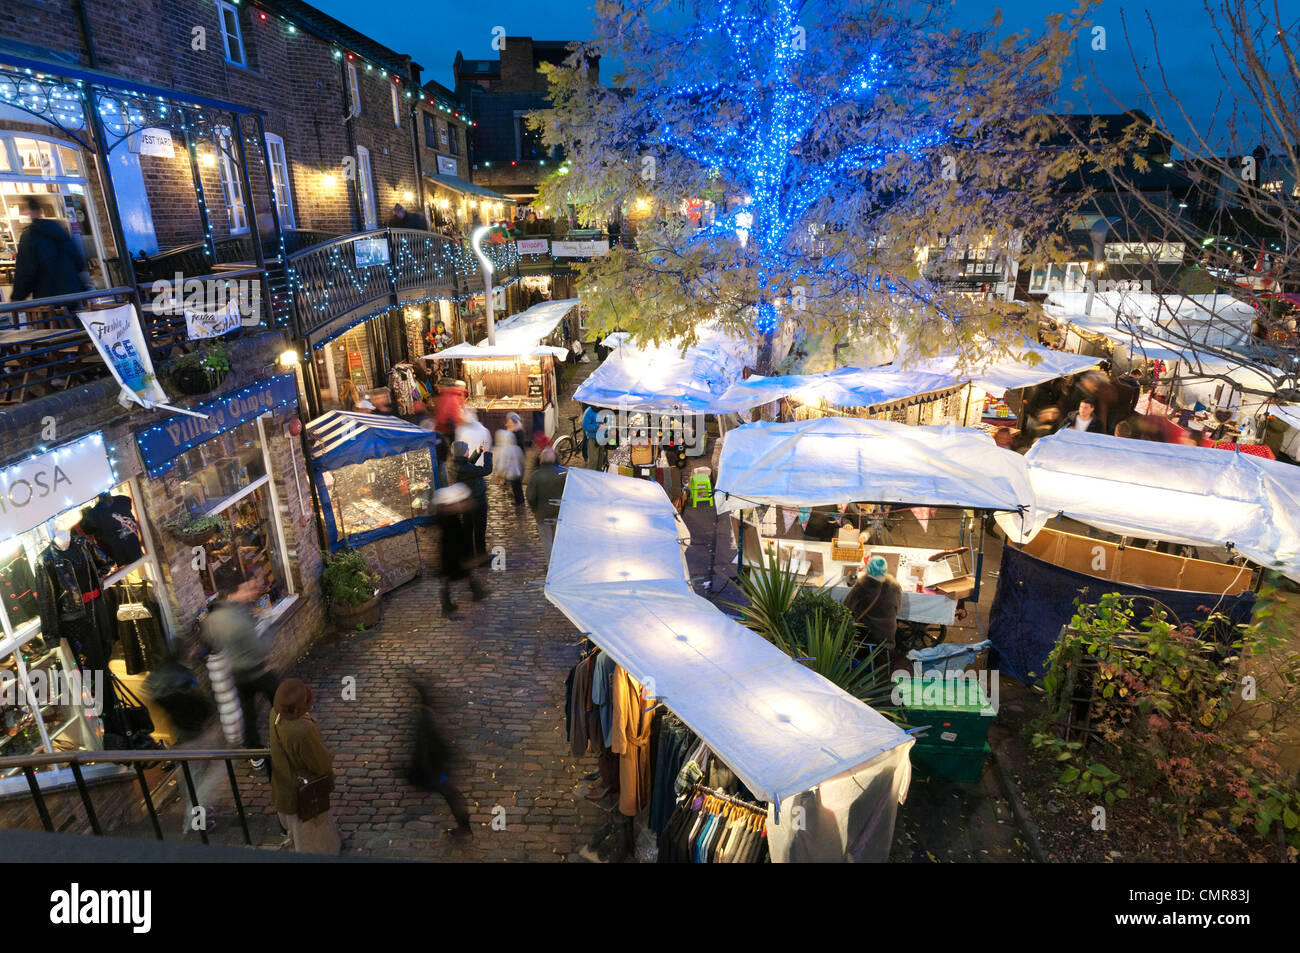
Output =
[{"x1": 551, "y1": 415, "x2": 586, "y2": 466}]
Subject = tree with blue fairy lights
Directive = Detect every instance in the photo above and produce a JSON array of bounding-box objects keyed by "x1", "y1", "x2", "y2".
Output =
[{"x1": 534, "y1": 0, "x2": 1099, "y2": 372}]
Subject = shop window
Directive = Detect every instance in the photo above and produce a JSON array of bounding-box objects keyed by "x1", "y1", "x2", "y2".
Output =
[
  {"x1": 13, "y1": 138, "x2": 59, "y2": 178},
  {"x1": 57, "y1": 145, "x2": 80, "y2": 177},
  {"x1": 217, "y1": 0, "x2": 246, "y2": 67},
  {"x1": 320, "y1": 449, "x2": 436, "y2": 544},
  {"x1": 0, "y1": 479, "x2": 168, "y2": 791},
  {"x1": 170, "y1": 418, "x2": 292, "y2": 620},
  {"x1": 0, "y1": 141, "x2": 10, "y2": 172}
]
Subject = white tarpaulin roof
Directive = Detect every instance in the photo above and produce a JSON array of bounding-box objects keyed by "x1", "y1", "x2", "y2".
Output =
[
  {"x1": 1006, "y1": 429, "x2": 1300, "y2": 581},
  {"x1": 574, "y1": 327, "x2": 755, "y2": 413},
  {"x1": 924, "y1": 346, "x2": 1102, "y2": 397},
  {"x1": 1270, "y1": 404, "x2": 1300, "y2": 430},
  {"x1": 714, "y1": 418, "x2": 1038, "y2": 531},
  {"x1": 423, "y1": 298, "x2": 578, "y2": 361},
  {"x1": 544, "y1": 468, "x2": 913, "y2": 808},
  {"x1": 1045, "y1": 291, "x2": 1258, "y2": 349}
]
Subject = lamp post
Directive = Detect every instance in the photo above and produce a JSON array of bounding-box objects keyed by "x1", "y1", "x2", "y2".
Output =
[
  {"x1": 471, "y1": 224, "x2": 496, "y2": 346},
  {"x1": 1083, "y1": 217, "x2": 1115, "y2": 322}
]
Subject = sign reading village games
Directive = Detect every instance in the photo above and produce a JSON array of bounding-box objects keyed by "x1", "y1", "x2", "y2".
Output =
[{"x1": 135, "y1": 374, "x2": 298, "y2": 478}]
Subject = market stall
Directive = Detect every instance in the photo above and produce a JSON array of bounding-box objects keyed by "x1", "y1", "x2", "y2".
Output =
[
  {"x1": 305, "y1": 411, "x2": 442, "y2": 594},
  {"x1": 546, "y1": 468, "x2": 914, "y2": 862},
  {"x1": 714, "y1": 418, "x2": 1038, "y2": 625},
  {"x1": 987, "y1": 429, "x2": 1298, "y2": 679},
  {"x1": 424, "y1": 298, "x2": 579, "y2": 440}
]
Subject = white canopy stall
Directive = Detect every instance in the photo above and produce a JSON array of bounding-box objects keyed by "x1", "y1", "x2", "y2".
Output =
[
  {"x1": 545, "y1": 468, "x2": 914, "y2": 862},
  {"x1": 1001, "y1": 429, "x2": 1300, "y2": 582},
  {"x1": 423, "y1": 298, "x2": 580, "y2": 439},
  {"x1": 715, "y1": 417, "x2": 1038, "y2": 624}
]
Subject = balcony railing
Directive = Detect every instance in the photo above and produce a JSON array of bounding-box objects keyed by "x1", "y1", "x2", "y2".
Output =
[{"x1": 287, "y1": 227, "x2": 520, "y2": 340}]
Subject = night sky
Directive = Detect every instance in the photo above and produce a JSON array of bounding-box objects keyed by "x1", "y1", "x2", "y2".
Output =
[{"x1": 309, "y1": 0, "x2": 1260, "y2": 148}]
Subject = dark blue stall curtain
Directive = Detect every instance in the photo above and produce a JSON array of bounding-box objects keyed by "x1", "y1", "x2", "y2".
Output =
[{"x1": 987, "y1": 545, "x2": 1256, "y2": 683}]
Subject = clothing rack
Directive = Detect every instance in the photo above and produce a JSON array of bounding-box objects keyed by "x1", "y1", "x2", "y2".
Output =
[{"x1": 689, "y1": 783, "x2": 766, "y2": 816}]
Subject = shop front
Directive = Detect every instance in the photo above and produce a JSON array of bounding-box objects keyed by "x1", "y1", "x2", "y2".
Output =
[
  {"x1": 133, "y1": 374, "x2": 311, "y2": 647},
  {"x1": 0, "y1": 433, "x2": 172, "y2": 794}
]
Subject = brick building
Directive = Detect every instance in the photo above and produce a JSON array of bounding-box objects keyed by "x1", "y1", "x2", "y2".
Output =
[{"x1": 454, "y1": 37, "x2": 599, "y2": 206}]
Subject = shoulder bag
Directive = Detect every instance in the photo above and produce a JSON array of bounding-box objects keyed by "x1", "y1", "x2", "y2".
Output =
[{"x1": 273, "y1": 713, "x2": 334, "y2": 822}]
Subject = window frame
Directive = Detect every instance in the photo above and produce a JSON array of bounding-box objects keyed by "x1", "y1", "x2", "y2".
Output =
[
  {"x1": 214, "y1": 129, "x2": 248, "y2": 235},
  {"x1": 390, "y1": 85, "x2": 401, "y2": 128},
  {"x1": 263, "y1": 132, "x2": 295, "y2": 228},
  {"x1": 216, "y1": 0, "x2": 247, "y2": 68},
  {"x1": 356, "y1": 145, "x2": 377, "y2": 229},
  {"x1": 347, "y1": 63, "x2": 362, "y2": 116}
]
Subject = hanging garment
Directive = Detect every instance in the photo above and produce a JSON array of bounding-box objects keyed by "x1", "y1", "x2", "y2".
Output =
[
  {"x1": 590, "y1": 651, "x2": 617, "y2": 749},
  {"x1": 569, "y1": 653, "x2": 597, "y2": 757},
  {"x1": 79, "y1": 494, "x2": 144, "y2": 568},
  {"x1": 609, "y1": 666, "x2": 655, "y2": 818},
  {"x1": 34, "y1": 538, "x2": 113, "y2": 671},
  {"x1": 0, "y1": 548, "x2": 39, "y2": 628},
  {"x1": 108, "y1": 580, "x2": 168, "y2": 675}
]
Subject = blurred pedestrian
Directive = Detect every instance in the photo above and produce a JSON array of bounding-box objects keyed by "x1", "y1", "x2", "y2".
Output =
[
  {"x1": 493, "y1": 427, "x2": 525, "y2": 506},
  {"x1": 434, "y1": 484, "x2": 485, "y2": 615},
  {"x1": 144, "y1": 643, "x2": 219, "y2": 834},
  {"x1": 452, "y1": 440, "x2": 493, "y2": 561},
  {"x1": 526, "y1": 447, "x2": 567, "y2": 558},
  {"x1": 200, "y1": 577, "x2": 278, "y2": 766},
  {"x1": 407, "y1": 679, "x2": 472, "y2": 841},
  {"x1": 10, "y1": 195, "x2": 88, "y2": 301},
  {"x1": 269, "y1": 678, "x2": 340, "y2": 855}
]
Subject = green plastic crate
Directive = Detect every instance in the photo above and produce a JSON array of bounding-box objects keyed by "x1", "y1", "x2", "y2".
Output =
[
  {"x1": 896, "y1": 675, "x2": 994, "y2": 749},
  {"x1": 910, "y1": 742, "x2": 991, "y2": 784}
]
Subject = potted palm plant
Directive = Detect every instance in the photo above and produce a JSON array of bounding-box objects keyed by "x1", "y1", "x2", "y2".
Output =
[
  {"x1": 171, "y1": 341, "x2": 231, "y2": 395},
  {"x1": 322, "y1": 549, "x2": 383, "y2": 630}
]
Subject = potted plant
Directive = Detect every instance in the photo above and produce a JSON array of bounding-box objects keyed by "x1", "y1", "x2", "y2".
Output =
[
  {"x1": 322, "y1": 548, "x2": 383, "y2": 629},
  {"x1": 165, "y1": 513, "x2": 227, "y2": 547},
  {"x1": 171, "y1": 341, "x2": 231, "y2": 395}
]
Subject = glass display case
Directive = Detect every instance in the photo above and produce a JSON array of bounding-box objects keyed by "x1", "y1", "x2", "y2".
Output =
[{"x1": 321, "y1": 448, "x2": 436, "y2": 544}]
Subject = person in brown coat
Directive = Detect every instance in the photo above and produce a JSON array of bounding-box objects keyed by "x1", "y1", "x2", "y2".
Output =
[
  {"x1": 269, "y1": 678, "x2": 340, "y2": 854},
  {"x1": 844, "y1": 555, "x2": 902, "y2": 650}
]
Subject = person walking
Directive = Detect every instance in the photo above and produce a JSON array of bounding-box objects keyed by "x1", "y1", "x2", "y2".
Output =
[
  {"x1": 434, "y1": 484, "x2": 486, "y2": 616},
  {"x1": 581, "y1": 404, "x2": 601, "y2": 464},
  {"x1": 200, "y1": 577, "x2": 278, "y2": 766},
  {"x1": 10, "y1": 195, "x2": 89, "y2": 301},
  {"x1": 451, "y1": 440, "x2": 493, "y2": 562},
  {"x1": 526, "y1": 447, "x2": 567, "y2": 558},
  {"x1": 268, "y1": 678, "x2": 341, "y2": 855},
  {"x1": 406, "y1": 679, "x2": 473, "y2": 841},
  {"x1": 493, "y1": 427, "x2": 525, "y2": 506},
  {"x1": 144, "y1": 643, "x2": 218, "y2": 834}
]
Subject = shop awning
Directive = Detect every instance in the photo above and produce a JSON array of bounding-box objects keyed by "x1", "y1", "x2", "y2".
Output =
[
  {"x1": 1045, "y1": 291, "x2": 1259, "y2": 350},
  {"x1": 714, "y1": 417, "x2": 1038, "y2": 530},
  {"x1": 574, "y1": 328, "x2": 756, "y2": 413},
  {"x1": 544, "y1": 468, "x2": 913, "y2": 810},
  {"x1": 422, "y1": 298, "x2": 578, "y2": 362},
  {"x1": 1270, "y1": 404, "x2": 1300, "y2": 430},
  {"x1": 927, "y1": 346, "x2": 1102, "y2": 397},
  {"x1": 1005, "y1": 429, "x2": 1300, "y2": 582},
  {"x1": 305, "y1": 410, "x2": 439, "y2": 470},
  {"x1": 424, "y1": 172, "x2": 514, "y2": 204}
]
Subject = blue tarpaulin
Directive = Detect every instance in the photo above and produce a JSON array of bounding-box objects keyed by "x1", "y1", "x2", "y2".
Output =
[
  {"x1": 305, "y1": 411, "x2": 442, "y2": 551},
  {"x1": 987, "y1": 544, "x2": 1256, "y2": 683}
]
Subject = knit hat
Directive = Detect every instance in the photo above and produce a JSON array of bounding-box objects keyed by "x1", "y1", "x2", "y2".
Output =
[
  {"x1": 273, "y1": 678, "x2": 314, "y2": 719},
  {"x1": 865, "y1": 554, "x2": 888, "y2": 579}
]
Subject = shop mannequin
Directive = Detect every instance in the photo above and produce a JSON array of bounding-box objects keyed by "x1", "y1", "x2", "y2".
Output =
[
  {"x1": 51, "y1": 527, "x2": 71, "y2": 551},
  {"x1": 35, "y1": 531, "x2": 113, "y2": 672}
]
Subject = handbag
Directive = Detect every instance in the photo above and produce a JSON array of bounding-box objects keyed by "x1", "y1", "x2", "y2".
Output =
[
  {"x1": 116, "y1": 580, "x2": 153, "y2": 622},
  {"x1": 101, "y1": 671, "x2": 156, "y2": 749}
]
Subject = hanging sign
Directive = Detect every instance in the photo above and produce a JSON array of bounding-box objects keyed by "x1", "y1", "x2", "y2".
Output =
[
  {"x1": 184, "y1": 298, "x2": 242, "y2": 340},
  {"x1": 0, "y1": 434, "x2": 115, "y2": 539},
  {"x1": 552, "y1": 240, "x2": 610, "y2": 258},
  {"x1": 132, "y1": 128, "x2": 176, "y2": 158},
  {"x1": 436, "y1": 155, "x2": 459, "y2": 176},
  {"x1": 516, "y1": 238, "x2": 548, "y2": 255},
  {"x1": 135, "y1": 374, "x2": 298, "y2": 478},
  {"x1": 76, "y1": 303, "x2": 170, "y2": 408}
]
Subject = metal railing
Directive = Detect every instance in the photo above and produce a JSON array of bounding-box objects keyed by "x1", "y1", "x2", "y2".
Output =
[
  {"x1": 287, "y1": 227, "x2": 521, "y2": 339},
  {"x1": 0, "y1": 748, "x2": 271, "y2": 848}
]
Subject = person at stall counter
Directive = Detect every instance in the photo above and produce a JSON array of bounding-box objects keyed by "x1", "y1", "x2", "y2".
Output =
[
  {"x1": 1064, "y1": 398, "x2": 1106, "y2": 434},
  {"x1": 844, "y1": 555, "x2": 902, "y2": 651}
]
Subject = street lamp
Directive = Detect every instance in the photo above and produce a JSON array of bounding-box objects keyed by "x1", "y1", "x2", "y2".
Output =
[{"x1": 471, "y1": 224, "x2": 496, "y2": 346}]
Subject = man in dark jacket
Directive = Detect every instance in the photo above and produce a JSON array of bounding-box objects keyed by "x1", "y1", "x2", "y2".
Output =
[
  {"x1": 387, "y1": 203, "x2": 429, "y2": 231},
  {"x1": 452, "y1": 440, "x2": 493, "y2": 562},
  {"x1": 11, "y1": 196, "x2": 87, "y2": 301},
  {"x1": 843, "y1": 555, "x2": 902, "y2": 650},
  {"x1": 1062, "y1": 398, "x2": 1106, "y2": 434},
  {"x1": 433, "y1": 484, "x2": 485, "y2": 616},
  {"x1": 526, "y1": 447, "x2": 567, "y2": 558}
]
